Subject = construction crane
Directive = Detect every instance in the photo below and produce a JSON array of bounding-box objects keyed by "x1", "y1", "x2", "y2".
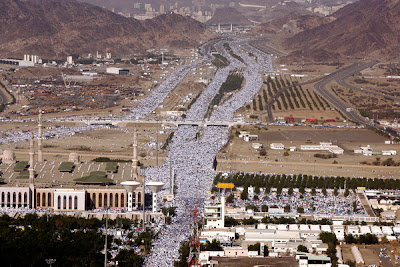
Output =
[{"x1": 188, "y1": 209, "x2": 201, "y2": 267}]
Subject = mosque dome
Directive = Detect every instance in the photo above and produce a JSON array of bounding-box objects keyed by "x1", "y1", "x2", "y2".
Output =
[
  {"x1": 2, "y1": 150, "x2": 16, "y2": 164},
  {"x1": 68, "y1": 152, "x2": 80, "y2": 164}
]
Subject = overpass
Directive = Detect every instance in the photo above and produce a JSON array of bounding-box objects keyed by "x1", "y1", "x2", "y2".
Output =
[{"x1": 83, "y1": 119, "x2": 239, "y2": 127}]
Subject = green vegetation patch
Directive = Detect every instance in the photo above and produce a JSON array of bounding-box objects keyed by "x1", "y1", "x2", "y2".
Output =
[
  {"x1": 92, "y1": 157, "x2": 131, "y2": 162},
  {"x1": 14, "y1": 161, "x2": 28, "y2": 172},
  {"x1": 58, "y1": 162, "x2": 75, "y2": 172},
  {"x1": 105, "y1": 162, "x2": 118, "y2": 173},
  {"x1": 212, "y1": 54, "x2": 230, "y2": 68},
  {"x1": 205, "y1": 70, "x2": 244, "y2": 118},
  {"x1": 74, "y1": 171, "x2": 113, "y2": 184},
  {"x1": 16, "y1": 170, "x2": 33, "y2": 179}
]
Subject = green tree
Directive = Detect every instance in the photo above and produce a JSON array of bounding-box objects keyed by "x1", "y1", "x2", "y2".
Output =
[
  {"x1": 263, "y1": 245, "x2": 269, "y2": 257},
  {"x1": 201, "y1": 239, "x2": 223, "y2": 251},
  {"x1": 288, "y1": 187, "x2": 294, "y2": 195},
  {"x1": 114, "y1": 249, "x2": 144, "y2": 267},
  {"x1": 297, "y1": 245, "x2": 308, "y2": 253},
  {"x1": 344, "y1": 188, "x2": 350, "y2": 197},
  {"x1": 242, "y1": 217, "x2": 259, "y2": 225},
  {"x1": 311, "y1": 188, "x2": 316, "y2": 195},
  {"x1": 226, "y1": 194, "x2": 234, "y2": 203},
  {"x1": 345, "y1": 260, "x2": 356, "y2": 267},
  {"x1": 241, "y1": 188, "x2": 248, "y2": 200},
  {"x1": 261, "y1": 205, "x2": 268, "y2": 212},
  {"x1": 248, "y1": 242, "x2": 261, "y2": 255},
  {"x1": 284, "y1": 204, "x2": 291, "y2": 213},
  {"x1": 334, "y1": 188, "x2": 338, "y2": 196},
  {"x1": 345, "y1": 234, "x2": 356, "y2": 244},
  {"x1": 224, "y1": 217, "x2": 239, "y2": 227}
]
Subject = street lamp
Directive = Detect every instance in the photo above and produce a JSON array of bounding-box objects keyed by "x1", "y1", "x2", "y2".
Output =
[{"x1": 104, "y1": 206, "x2": 109, "y2": 267}]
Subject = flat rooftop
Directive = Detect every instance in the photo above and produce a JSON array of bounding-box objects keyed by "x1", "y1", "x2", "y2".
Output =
[{"x1": 0, "y1": 161, "x2": 143, "y2": 189}]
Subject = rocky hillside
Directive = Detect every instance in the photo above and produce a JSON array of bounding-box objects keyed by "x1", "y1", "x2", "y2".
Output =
[
  {"x1": 251, "y1": 12, "x2": 333, "y2": 35},
  {"x1": 0, "y1": 0, "x2": 214, "y2": 58},
  {"x1": 206, "y1": 7, "x2": 251, "y2": 25},
  {"x1": 284, "y1": 0, "x2": 400, "y2": 61}
]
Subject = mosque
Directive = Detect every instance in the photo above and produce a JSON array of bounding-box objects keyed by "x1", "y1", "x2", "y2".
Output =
[{"x1": 0, "y1": 111, "x2": 148, "y2": 213}]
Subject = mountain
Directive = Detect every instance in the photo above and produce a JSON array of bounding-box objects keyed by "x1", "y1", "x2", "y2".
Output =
[
  {"x1": 284, "y1": 0, "x2": 400, "y2": 61},
  {"x1": 206, "y1": 7, "x2": 251, "y2": 25},
  {"x1": 0, "y1": 0, "x2": 213, "y2": 58},
  {"x1": 250, "y1": 12, "x2": 333, "y2": 35}
]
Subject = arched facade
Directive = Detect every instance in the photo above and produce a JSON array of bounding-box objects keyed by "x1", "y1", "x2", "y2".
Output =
[
  {"x1": 35, "y1": 189, "x2": 54, "y2": 209},
  {"x1": 53, "y1": 189, "x2": 85, "y2": 211},
  {"x1": 0, "y1": 187, "x2": 30, "y2": 208}
]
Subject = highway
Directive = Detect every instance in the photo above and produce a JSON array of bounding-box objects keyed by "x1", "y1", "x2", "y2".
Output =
[
  {"x1": 250, "y1": 39, "x2": 288, "y2": 57},
  {"x1": 335, "y1": 62, "x2": 400, "y2": 103},
  {"x1": 0, "y1": 85, "x2": 8, "y2": 105},
  {"x1": 265, "y1": 60, "x2": 379, "y2": 124},
  {"x1": 314, "y1": 60, "x2": 378, "y2": 125}
]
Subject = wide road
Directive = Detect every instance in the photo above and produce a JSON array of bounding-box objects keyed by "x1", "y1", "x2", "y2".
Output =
[
  {"x1": 335, "y1": 63, "x2": 400, "y2": 103},
  {"x1": 265, "y1": 60, "x2": 379, "y2": 123},
  {"x1": 314, "y1": 60, "x2": 378, "y2": 125},
  {"x1": 250, "y1": 39, "x2": 288, "y2": 57},
  {"x1": 0, "y1": 85, "x2": 8, "y2": 105}
]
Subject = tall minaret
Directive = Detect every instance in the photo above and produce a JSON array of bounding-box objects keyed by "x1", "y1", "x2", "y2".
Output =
[
  {"x1": 29, "y1": 133, "x2": 35, "y2": 208},
  {"x1": 132, "y1": 124, "x2": 139, "y2": 178},
  {"x1": 37, "y1": 110, "x2": 43, "y2": 162}
]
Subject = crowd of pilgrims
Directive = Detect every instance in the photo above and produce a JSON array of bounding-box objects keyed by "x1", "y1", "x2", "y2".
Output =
[{"x1": 0, "y1": 37, "x2": 274, "y2": 266}]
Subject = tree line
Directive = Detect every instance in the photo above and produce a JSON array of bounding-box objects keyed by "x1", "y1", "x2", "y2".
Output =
[{"x1": 214, "y1": 172, "x2": 400, "y2": 191}]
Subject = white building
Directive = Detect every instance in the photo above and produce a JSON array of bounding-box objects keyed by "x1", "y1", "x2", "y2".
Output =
[
  {"x1": 252, "y1": 143, "x2": 263, "y2": 150},
  {"x1": 106, "y1": 67, "x2": 129, "y2": 75},
  {"x1": 300, "y1": 142, "x2": 344, "y2": 154},
  {"x1": 0, "y1": 59, "x2": 34, "y2": 67},
  {"x1": 204, "y1": 196, "x2": 225, "y2": 229},
  {"x1": 354, "y1": 145, "x2": 373, "y2": 156},
  {"x1": 54, "y1": 189, "x2": 86, "y2": 211},
  {"x1": 298, "y1": 254, "x2": 331, "y2": 267},
  {"x1": 270, "y1": 143, "x2": 285, "y2": 150},
  {"x1": 244, "y1": 134, "x2": 258, "y2": 142},
  {"x1": 382, "y1": 150, "x2": 397, "y2": 156},
  {"x1": 67, "y1": 56, "x2": 73, "y2": 65}
]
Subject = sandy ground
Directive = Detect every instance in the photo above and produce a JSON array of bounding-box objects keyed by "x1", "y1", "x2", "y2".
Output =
[
  {"x1": 217, "y1": 125, "x2": 400, "y2": 178},
  {"x1": 0, "y1": 122, "x2": 172, "y2": 167},
  {"x1": 211, "y1": 256, "x2": 297, "y2": 267}
]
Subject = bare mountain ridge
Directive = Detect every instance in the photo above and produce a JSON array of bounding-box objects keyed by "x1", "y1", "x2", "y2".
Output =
[
  {"x1": 206, "y1": 7, "x2": 251, "y2": 25},
  {"x1": 284, "y1": 0, "x2": 400, "y2": 61},
  {"x1": 0, "y1": 0, "x2": 213, "y2": 58},
  {"x1": 250, "y1": 12, "x2": 333, "y2": 35}
]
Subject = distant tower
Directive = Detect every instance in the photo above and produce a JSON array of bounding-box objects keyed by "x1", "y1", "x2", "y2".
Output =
[
  {"x1": 37, "y1": 110, "x2": 43, "y2": 162},
  {"x1": 217, "y1": 23, "x2": 221, "y2": 32},
  {"x1": 132, "y1": 124, "x2": 140, "y2": 178},
  {"x1": 230, "y1": 24, "x2": 233, "y2": 32},
  {"x1": 29, "y1": 133, "x2": 35, "y2": 208}
]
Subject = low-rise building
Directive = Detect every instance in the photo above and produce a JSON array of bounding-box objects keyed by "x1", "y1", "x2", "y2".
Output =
[
  {"x1": 382, "y1": 150, "x2": 397, "y2": 156},
  {"x1": 354, "y1": 145, "x2": 373, "y2": 156},
  {"x1": 244, "y1": 134, "x2": 258, "y2": 142},
  {"x1": 270, "y1": 143, "x2": 285, "y2": 150},
  {"x1": 252, "y1": 143, "x2": 263, "y2": 150}
]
